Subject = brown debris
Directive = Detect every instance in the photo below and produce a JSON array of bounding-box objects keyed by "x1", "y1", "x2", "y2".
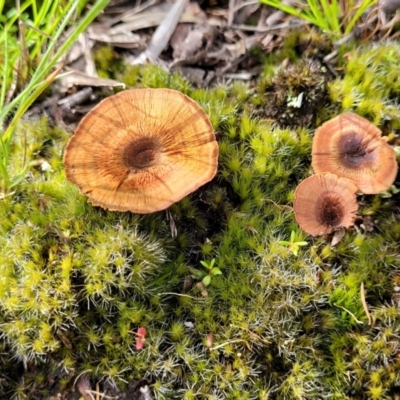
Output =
[
  {"x1": 75, "y1": 375, "x2": 93, "y2": 400},
  {"x1": 132, "y1": 0, "x2": 188, "y2": 64},
  {"x1": 294, "y1": 173, "x2": 359, "y2": 237},
  {"x1": 88, "y1": 23, "x2": 145, "y2": 48},
  {"x1": 57, "y1": 69, "x2": 125, "y2": 93},
  {"x1": 170, "y1": 22, "x2": 214, "y2": 63},
  {"x1": 64, "y1": 88, "x2": 219, "y2": 213},
  {"x1": 312, "y1": 113, "x2": 398, "y2": 194},
  {"x1": 330, "y1": 227, "x2": 345, "y2": 246},
  {"x1": 80, "y1": 1, "x2": 296, "y2": 86},
  {"x1": 379, "y1": 0, "x2": 400, "y2": 13}
]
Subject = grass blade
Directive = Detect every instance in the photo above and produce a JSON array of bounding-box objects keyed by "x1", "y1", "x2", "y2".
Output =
[
  {"x1": 0, "y1": 0, "x2": 108, "y2": 193},
  {"x1": 1, "y1": 0, "x2": 108, "y2": 138}
]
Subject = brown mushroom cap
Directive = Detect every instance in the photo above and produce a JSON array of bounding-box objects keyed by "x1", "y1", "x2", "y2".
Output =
[
  {"x1": 294, "y1": 173, "x2": 359, "y2": 237},
  {"x1": 312, "y1": 113, "x2": 398, "y2": 194},
  {"x1": 63, "y1": 88, "x2": 218, "y2": 213}
]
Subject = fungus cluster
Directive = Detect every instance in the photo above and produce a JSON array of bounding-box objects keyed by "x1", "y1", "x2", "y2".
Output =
[
  {"x1": 294, "y1": 173, "x2": 359, "y2": 237},
  {"x1": 294, "y1": 113, "x2": 398, "y2": 236},
  {"x1": 312, "y1": 113, "x2": 398, "y2": 194},
  {"x1": 64, "y1": 88, "x2": 219, "y2": 213}
]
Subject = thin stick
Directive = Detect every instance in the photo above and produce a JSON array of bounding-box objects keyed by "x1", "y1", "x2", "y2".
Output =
[
  {"x1": 230, "y1": 324, "x2": 270, "y2": 344},
  {"x1": 334, "y1": 304, "x2": 363, "y2": 324},
  {"x1": 211, "y1": 338, "x2": 251, "y2": 351},
  {"x1": 263, "y1": 198, "x2": 293, "y2": 211},
  {"x1": 360, "y1": 282, "x2": 372, "y2": 326},
  {"x1": 134, "y1": 0, "x2": 187, "y2": 63},
  {"x1": 159, "y1": 292, "x2": 206, "y2": 301}
]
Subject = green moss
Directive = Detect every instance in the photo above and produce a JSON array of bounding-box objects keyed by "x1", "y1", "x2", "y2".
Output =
[
  {"x1": 93, "y1": 44, "x2": 124, "y2": 78},
  {"x1": 328, "y1": 42, "x2": 400, "y2": 130},
  {"x1": 2, "y1": 55, "x2": 400, "y2": 399},
  {"x1": 258, "y1": 59, "x2": 329, "y2": 127}
]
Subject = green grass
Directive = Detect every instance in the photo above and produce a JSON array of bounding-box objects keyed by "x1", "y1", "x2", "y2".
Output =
[
  {"x1": 0, "y1": 0, "x2": 108, "y2": 196},
  {"x1": 259, "y1": 0, "x2": 378, "y2": 39}
]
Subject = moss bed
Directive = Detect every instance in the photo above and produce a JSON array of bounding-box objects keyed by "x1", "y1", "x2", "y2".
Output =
[{"x1": 1, "y1": 39, "x2": 400, "y2": 399}]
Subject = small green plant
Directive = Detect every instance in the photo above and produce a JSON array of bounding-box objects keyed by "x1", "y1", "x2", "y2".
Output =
[
  {"x1": 258, "y1": 0, "x2": 378, "y2": 39},
  {"x1": 0, "y1": 0, "x2": 108, "y2": 195},
  {"x1": 279, "y1": 231, "x2": 308, "y2": 256},
  {"x1": 200, "y1": 259, "x2": 222, "y2": 287}
]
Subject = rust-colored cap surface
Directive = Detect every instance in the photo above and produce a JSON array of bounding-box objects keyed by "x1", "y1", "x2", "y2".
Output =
[
  {"x1": 312, "y1": 113, "x2": 398, "y2": 194},
  {"x1": 294, "y1": 173, "x2": 359, "y2": 236},
  {"x1": 64, "y1": 88, "x2": 219, "y2": 213}
]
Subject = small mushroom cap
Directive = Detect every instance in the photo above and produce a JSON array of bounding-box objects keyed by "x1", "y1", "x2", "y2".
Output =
[
  {"x1": 312, "y1": 113, "x2": 398, "y2": 194},
  {"x1": 294, "y1": 173, "x2": 359, "y2": 237},
  {"x1": 64, "y1": 88, "x2": 218, "y2": 213}
]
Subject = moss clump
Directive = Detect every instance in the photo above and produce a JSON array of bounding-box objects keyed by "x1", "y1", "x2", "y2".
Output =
[
  {"x1": 329, "y1": 42, "x2": 400, "y2": 129},
  {"x1": 0, "y1": 175, "x2": 168, "y2": 361},
  {"x1": 93, "y1": 44, "x2": 124, "y2": 79},
  {"x1": 1, "y1": 55, "x2": 400, "y2": 399},
  {"x1": 258, "y1": 59, "x2": 329, "y2": 127}
]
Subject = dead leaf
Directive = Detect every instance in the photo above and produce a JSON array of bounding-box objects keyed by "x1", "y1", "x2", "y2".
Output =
[
  {"x1": 88, "y1": 23, "x2": 145, "y2": 48},
  {"x1": 170, "y1": 23, "x2": 214, "y2": 62},
  {"x1": 207, "y1": 34, "x2": 262, "y2": 61},
  {"x1": 67, "y1": 32, "x2": 95, "y2": 66},
  {"x1": 57, "y1": 69, "x2": 125, "y2": 93},
  {"x1": 76, "y1": 375, "x2": 93, "y2": 400},
  {"x1": 111, "y1": 2, "x2": 206, "y2": 32},
  {"x1": 331, "y1": 227, "x2": 345, "y2": 246}
]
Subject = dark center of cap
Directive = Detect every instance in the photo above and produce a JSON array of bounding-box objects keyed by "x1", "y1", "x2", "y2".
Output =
[
  {"x1": 317, "y1": 194, "x2": 344, "y2": 227},
  {"x1": 122, "y1": 137, "x2": 160, "y2": 170},
  {"x1": 338, "y1": 131, "x2": 375, "y2": 168}
]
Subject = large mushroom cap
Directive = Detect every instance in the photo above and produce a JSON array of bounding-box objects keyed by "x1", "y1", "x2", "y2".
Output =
[
  {"x1": 294, "y1": 173, "x2": 359, "y2": 237},
  {"x1": 312, "y1": 113, "x2": 398, "y2": 194},
  {"x1": 64, "y1": 88, "x2": 218, "y2": 213}
]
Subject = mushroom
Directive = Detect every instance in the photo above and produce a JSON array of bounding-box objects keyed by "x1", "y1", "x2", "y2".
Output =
[
  {"x1": 312, "y1": 113, "x2": 398, "y2": 194},
  {"x1": 63, "y1": 88, "x2": 219, "y2": 213},
  {"x1": 293, "y1": 173, "x2": 359, "y2": 237}
]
